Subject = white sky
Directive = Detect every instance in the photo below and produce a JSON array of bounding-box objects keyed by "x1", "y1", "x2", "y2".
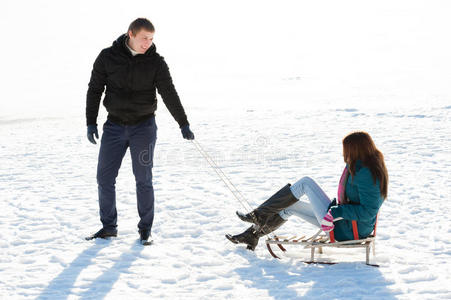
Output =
[{"x1": 1, "y1": 0, "x2": 450, "y2": 118}]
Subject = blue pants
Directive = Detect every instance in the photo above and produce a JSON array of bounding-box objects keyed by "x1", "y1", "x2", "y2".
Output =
[
  {"x1": 97, "y1": 117, "x2": 157, "y2": 231},
  {"x1": 279, "y1": 177, "x2": 331, "y2": 228}
]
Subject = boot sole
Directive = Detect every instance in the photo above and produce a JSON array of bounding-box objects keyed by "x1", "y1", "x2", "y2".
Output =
[
  {"x1": 140, "y1": 239, "x2": 153, "y2": 246},
  {"x1": 225, "y1": 234, "x2": 257, "y2": 250},
  {"x1": 85, "y1": 234, "x2": 117, "y2": 241},
  {"x1": 236, "y1": 211, "x2": 255, "y2": 223},
  {"x1": 225, "y1": 234, "x2": 239, "y2": 244}
]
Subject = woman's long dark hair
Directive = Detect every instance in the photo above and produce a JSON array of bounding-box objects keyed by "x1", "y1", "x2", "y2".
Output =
[{"x1": 342, "y1": 131, "x2": 388, "y2": 199}]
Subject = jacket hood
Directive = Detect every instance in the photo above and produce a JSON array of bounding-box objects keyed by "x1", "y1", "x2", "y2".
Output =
[{"x1": 112, "y1": 34, "x2": 157, "y2": 56}]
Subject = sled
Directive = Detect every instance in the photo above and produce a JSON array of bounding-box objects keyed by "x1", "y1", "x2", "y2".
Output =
[{"x1": 265, "y1": 216, "x2": 379, "y2": 267}]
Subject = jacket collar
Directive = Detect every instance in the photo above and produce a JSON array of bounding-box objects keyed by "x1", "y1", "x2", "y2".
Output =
[
  {"x1": 346, "y1": 160, "x2": 363, "y2": 172},
  {"x1": 112, "y1": 34, "x2": 157, "y2": 57}
]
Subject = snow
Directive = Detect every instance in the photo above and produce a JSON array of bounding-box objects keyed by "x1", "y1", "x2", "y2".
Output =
[{"x1": 1, "y1": 0, "x2": 451, "y2": 299}]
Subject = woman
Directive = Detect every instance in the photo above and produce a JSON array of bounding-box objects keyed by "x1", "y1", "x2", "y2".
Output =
[{"x1": 226, "y1": 131, "x2": 388, "y2": 251}]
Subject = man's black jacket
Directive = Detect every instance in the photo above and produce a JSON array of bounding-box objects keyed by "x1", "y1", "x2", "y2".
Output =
[{"x1": 86, "y1": 34, "x2": 189, "y2": 127}]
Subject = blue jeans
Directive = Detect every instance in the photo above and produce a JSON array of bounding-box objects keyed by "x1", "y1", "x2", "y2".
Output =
[
  {"x1": 96, "y1": 117, "x2": 157, "y2": 231},
  {"x1": 279, "y1": 177, "x2": 331, "y2": 228}
]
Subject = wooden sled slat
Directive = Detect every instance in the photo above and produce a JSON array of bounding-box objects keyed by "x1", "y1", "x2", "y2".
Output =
[{"x1": 266, "y1": 229, "x2": 378, "y2": 266}]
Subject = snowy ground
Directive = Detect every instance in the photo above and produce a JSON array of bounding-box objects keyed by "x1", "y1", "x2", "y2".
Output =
[
  {"x1": 1, "y1": 104, "x2": 450, "y2": 299},
  {"x1": 1, "y1": 0, "x2": 451, "y2": 299}
]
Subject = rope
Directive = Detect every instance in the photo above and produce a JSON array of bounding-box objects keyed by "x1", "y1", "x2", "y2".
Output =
[
  {"x1": 190, "y1": 140, "x2": 252, "y2": 212},
  {"x1": 190, "y1": 139, "x2": 274, "y2": 239}
]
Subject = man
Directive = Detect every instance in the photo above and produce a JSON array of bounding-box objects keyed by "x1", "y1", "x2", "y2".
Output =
[{"x1": 85, "y1": 18, "x2": 194, "y2": 245}]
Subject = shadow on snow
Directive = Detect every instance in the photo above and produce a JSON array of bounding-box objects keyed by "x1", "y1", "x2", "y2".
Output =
[
  {"x1": 37, "y1": 240, "x2": 144, "y2": 300},
  {"x1": 234, "y1": 248, "x2": 398, "y2": 300}
]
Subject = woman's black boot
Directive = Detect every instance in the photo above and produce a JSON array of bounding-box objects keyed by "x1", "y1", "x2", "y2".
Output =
[
  {"x1": 225, "y1": 226, "x2": 259, "y2": 250},
  {"x1": 236, "y1": 184, "x2": 297, "y2": 226},
  {"x1": 226, "y1": 214, "x2": 287, "y2": 251}
]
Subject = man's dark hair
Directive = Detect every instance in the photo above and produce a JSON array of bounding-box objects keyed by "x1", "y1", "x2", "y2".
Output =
[{"x1": 128, "y1": 18, "x2": 155, "y2": 36}]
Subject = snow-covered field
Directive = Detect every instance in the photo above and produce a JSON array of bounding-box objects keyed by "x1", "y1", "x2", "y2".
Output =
[{"x1": 1, "y1": 1, "x2": 450, "y2": 299}]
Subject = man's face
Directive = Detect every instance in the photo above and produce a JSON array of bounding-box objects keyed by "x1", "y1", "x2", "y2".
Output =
[{"x1": 128, "y1": 29, "x2": 154, "y2": 54}]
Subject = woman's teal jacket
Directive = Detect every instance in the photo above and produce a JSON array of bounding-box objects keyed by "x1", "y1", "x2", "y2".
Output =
[{"x1": 330, "y1": 161, "x2": 384, "y2": 241}]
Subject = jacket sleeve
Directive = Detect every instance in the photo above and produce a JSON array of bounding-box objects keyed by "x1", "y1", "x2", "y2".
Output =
[
  {"x1": 155, "y1": 57, "x2": 189, "y2": 128},
  {"x1": 86, "y1": 50, "x2": 107, "y2": 126},
  {"x1": 330, "y1": 168, "x2": 382, "y2": 221}
]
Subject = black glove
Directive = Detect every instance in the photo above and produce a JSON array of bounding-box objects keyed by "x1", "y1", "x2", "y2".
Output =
[
  {"x1": 327, "y1": 198, "x2": 337, "y2": 210},
  {"x1": 181, "y1": 125, "x2": 194, "y2": 140},
  {"x1": 87, "y1": 125, "x2": 99, "y2": 144}
]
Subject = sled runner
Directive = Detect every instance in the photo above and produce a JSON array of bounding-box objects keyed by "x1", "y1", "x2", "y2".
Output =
[{"x1": 265, "y1": 216, "x2": 379, "y2": 267}]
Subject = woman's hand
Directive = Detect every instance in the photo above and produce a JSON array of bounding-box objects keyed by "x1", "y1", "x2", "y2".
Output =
[{"x1": 320, "y1": 210, "x2": 335, "y2": 232}]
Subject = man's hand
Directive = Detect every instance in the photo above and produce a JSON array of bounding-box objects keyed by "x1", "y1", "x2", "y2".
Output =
[
  {"x1": 181, "y1": 125, "x2": 194, "y2": 140},
  {"x1": 87, "y1": 125, "x2": 99, "y2": 144}
]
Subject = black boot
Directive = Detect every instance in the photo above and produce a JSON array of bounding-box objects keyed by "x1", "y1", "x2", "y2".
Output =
[
  {"x1": 226, "y1": 213, "x2": 287, "y2": 251},
  {"x1": 235, "y1": 210, "x2": 263, "y2": 224},
  {"x1": 236, "y1": 184, "x2": 297, "y2": 226},
  {"x1": 258, "y1": 213, "x2": 287, "y2": 236},
  {"x1": 139, "y1": 229, "x2": 153, "y2": 245},
  {"x1": 85, "y1": 228, "x2": 118, "y2": 240},
  {"x1": 225, "y1": 226, "x2": 259, "y2": 250}
]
